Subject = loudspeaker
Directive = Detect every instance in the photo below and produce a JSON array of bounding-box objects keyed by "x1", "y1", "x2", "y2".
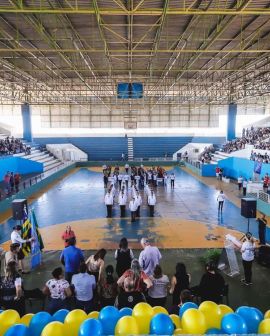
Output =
[
  {"x1": 12, "y1": 199, "x2": 28, "y2": 220},
  {"x1": 241, "y1": 198, "x2": 257, "y2": 218}
]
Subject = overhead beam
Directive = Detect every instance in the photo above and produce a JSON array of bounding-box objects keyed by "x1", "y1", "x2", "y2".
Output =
[{"x1": 0, "y1": 8, "x2": 270, "y2": 15}]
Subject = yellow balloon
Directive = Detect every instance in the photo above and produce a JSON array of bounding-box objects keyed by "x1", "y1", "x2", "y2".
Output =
[
  {"x1": 132, "y1": 302, "x2": 154, "y2": 334},
  {"x1": 20, "y1": 313, "x2": 34, "y2": 327},
  {"x1": 218, "y1": 304, "x2": 234, "y2": 317},
  {"x1": 88, "y1": 311, "x2": 99, "y2": 319},
  {"x1": 0, "y1": 309, "x2": 20, "y2": 336},
  {"x1": 182, "y1": 308, "x2": 207, "y2": 335},
  {"x1": 264, "y1": 310, "x2": 270, "y2": 319},
  {"x1": 153, "y1": 306, "x2": 169, "y2": 315},
  {"x1": 259, "y1": 319, "x2": 270, "y2": 334},
  {"x1": 115, "y1": 316, "x2": 139, "y2": 336},
  {"x1": 174, "y1": 328, "x2": 185, "y2": 335},
  {"x1": 199, "y1": 301, "x2": 221, "y2": 329},
  {"x1": 64, "y1": 309, "x2": 87, "y2": 336},
  {"x1": 170, "y1": 314, "x2": 181, "y2": 329},
  {"x1": 41, "y1": 322, "x2": 65, "y2": 336}
]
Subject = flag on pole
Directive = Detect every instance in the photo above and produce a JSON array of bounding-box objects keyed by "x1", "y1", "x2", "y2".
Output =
[
  {"x1": 30, "y1": 210, "x2": 44, "y2": 269},
  {"x1": 21, "y1": 206, "x2": 31, "y2": 256}
]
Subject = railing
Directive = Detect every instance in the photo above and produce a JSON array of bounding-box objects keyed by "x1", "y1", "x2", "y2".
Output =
[
  {"x1": 133, "y1": 157, "x2": 174, "y2": 162},
  {"x1": 247, "y1": 190, "x2": 270, "y2": 204},
  {"x1": 0, "y1": 161, "x2": 73, "y2": 201}
]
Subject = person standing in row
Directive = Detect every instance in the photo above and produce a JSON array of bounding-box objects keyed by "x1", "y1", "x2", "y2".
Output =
[
  {"x1": 14, "y1": 172, "x2": 21, "y2": 193},
  {"x1": 170, "y1": 173, "x2": 175, "y2": 188},
  {"x1": 129, "y1": 197, "x2": 138, "y2": 222},
  {"x1": 217, "y1": 190, "x2": 225, "y2": 213},
  {"x1": 115, "y1": 237, "x2": 134, "y2": 277},
  {"x1": 139, "y1": 238, "x2": 162, "y2": 276},
  {"x1": 238, "y1": 175, "x2": 243, "y2": 191},
  {"x1": 104, "y1": 190, "x2": 113, "y2": 218},
  {"x1": 241, "y1": 232, "x2": 255, "y2": 286},
  {"x1": 136, "y1": 191, "x2": 142, "y2": 217},
  {"x1": 243, "y1": 178, "x2": 248, "y2": 196},
  {"x1": 148, "y1": 190, "x2": 156, "y2": 217},
  {"x1": 118, "y1": 189, "x2": 127, "y2": 218},
  {"x1": 257, "y1": 213, "x2": 267, "y2": 245}
]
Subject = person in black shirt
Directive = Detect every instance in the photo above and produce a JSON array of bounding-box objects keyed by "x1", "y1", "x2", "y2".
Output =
[
  {"x1": 114, "y1": 277, "x2": 146, "y2": 309},
  {"x1": 198, "y1": 262, "x2": 225, "y2": 303},
  {"x1": 257, "y1": 214, "x2": 267, "y2": 245},
  {"x1": 169, "y1": 263, "x2": 190, "y2": 305},
  {"x1": 168, "y1": 289, "x2": 193, "y2": 315},
  {"x1": 115, "y1": 237, "x2": 134, "y2": 277}
]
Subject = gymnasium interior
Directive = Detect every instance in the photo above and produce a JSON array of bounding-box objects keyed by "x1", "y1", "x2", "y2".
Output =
[{"x1": 1, "y1": 0, "x2": 270, "y2": 335}]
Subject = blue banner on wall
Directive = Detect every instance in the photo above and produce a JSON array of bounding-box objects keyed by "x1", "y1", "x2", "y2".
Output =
[{"x1": 254, "y1": 161, "x2": 262, "y2": 174}]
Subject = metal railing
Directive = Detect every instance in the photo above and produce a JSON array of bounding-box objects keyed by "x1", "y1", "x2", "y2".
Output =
[
  {"x1": 0, "y1": 162, "x2": 73, "y2": 201},
  {"x1": 247, "y1": 190, "x2": 270, "y2": 204}
]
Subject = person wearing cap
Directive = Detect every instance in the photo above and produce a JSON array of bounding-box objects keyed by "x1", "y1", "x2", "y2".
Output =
[
  {"x1": 139, "y1": 238, "x2": 162, "y2": 276},
  {"x1": 11, "y1": 225, "x2": 34, "y2": 274},
  {"x1": 241, "y1": 232, "x2": 256, "y2": 286}
]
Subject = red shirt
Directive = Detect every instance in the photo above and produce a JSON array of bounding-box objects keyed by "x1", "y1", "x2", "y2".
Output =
[
  {"x1": 122, "y1": 269, "x2": 149, "y2": 292},
  {"x1": 215, "y1": 167, "x2": 220, "y2": 174},
  {"x1": 62, "y1": 230, "x2": 76, "y2": 247}
]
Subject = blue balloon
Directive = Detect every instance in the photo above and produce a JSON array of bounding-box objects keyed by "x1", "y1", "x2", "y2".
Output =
[
  {"x1": 29, "y1": 312, "x2": 52, "y2": 336},
  {"x1": 206, "y1": 328, "x2": 223, "y2": 334},
  {"x1": 221, "y1": 313, "x2": 247, "y2": 335},
  {"x1": 4, "y1": 324, "x2": 29, "y2": 336},
  {"x1": 119, "y1": 307, "x2": 133, "y2": 318},
  {"x1": 53, "y1": 309, "x2": 70, "y2": 323},
  {"x1": 179, "y1": 302, "x2": 198, "y2": 318},
  {"x1": 0, "y1": 310, "x2": 3, "y2": 314},
  {"x1": 150, "y1": 313, "x2": 174, "y2": 336},
  {"x1": 236, "y1": 306, "x2": 263, "y2": 334},
  {"x1": 99, "y1": 306, "x2": 120, "y2": 335},
  {"x1": 79, "y1": 318, "x2": 103, "y2": 336}
]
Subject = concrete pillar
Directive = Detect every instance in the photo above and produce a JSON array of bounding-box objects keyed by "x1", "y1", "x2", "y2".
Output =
[
  {"x1": 227, "y1": 103, "x2": 237, "y2": 141},
  {"x1": 21, "y1": 103, "x2": 32, "y2": 142}
]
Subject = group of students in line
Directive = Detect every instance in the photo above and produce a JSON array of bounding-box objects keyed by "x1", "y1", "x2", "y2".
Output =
[
  {"x1": 103, "y1": 165, "x2": 176, "y2": 221},
  {"x1": 2, "y1": 171, "x2": 21, "y2": 196}
]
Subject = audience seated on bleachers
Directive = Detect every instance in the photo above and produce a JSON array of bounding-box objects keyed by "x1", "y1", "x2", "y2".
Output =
[
  {"x1": 222, "y1": 126, "x2": 270, "y2": 153},
  {"x1": 0, "y1": 136, "x2": 27, "y2": 156}
]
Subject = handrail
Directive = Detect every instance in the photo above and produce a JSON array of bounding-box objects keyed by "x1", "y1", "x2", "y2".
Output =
[{"x1": 0, "y1": 161, "x2": 73, "y2": 201}]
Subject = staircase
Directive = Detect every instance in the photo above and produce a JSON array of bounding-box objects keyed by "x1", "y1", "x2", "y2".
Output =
[
  {"x1": 210, "y1": 151, "x2": 231, "y2": 164},
  {"x1": 14, "y1": 142, "x2": 64, "y2": 173},
  {"x1": 127, "y1": 137, "x2": 134, "y2": 161}
]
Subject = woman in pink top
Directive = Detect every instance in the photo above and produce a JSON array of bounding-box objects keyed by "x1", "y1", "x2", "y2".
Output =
[{"x1": 61, "y1": 226, "x2": 76, "y2": 247}]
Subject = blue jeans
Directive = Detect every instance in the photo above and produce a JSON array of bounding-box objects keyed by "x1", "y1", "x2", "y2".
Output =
[
  {"x1": 75, "y1": 299, "x2": 94, "y2": 314},
  {"x1": 47, "y1": 298, "x2": 69, "y2": 314}
]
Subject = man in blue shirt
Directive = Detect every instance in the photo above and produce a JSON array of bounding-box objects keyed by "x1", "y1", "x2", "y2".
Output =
[{"x1": 60, "y1": 237, "x2": 84, "y2": 283}]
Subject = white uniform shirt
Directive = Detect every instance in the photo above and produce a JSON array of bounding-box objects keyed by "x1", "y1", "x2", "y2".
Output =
[
  {"x1": 243, "y1": 180, "x2": 248, "y2": 188},
  {"x1": 136, "y1": 194, "x2": 142, "y2": 207},
  {"x1": 11, "y1": 231, "x2": 27, "y2": 248},
  {"x1": 104, "y1": 193, "x2": 113, "y2": 205},
  {"x1": 129, "y1": 199, "x2": 138, "y2": 212},
  {"x1": 124, "y1": 175, "x2": 129, "y2": 182},
  {"x1": 118, "y1": 193, "x2": 127, "y2": 205},
  {"x1": 238, "y1": 177, "x2": 243, "y2": 184},
  {"x1": 148, "y1": 194, "x2": 156, "y2": 205},
  {"x1": 241, "y1": 241, "x2": 255, "y2": 261},
  {"x1": 217, "y1": 193, "x2": 225, "y2": 202},
  {"x1": 145, "y1": 185, "x2": 151, "y2": 196},
  {"x1": 170, "y1": 174, "x2": 175, "y2": 180},
  {"x1": 118, "y1": 174, "x2": 123, "y2": 181}
]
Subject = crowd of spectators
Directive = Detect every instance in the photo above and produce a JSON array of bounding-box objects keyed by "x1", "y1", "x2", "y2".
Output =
[
  {"x1": 250, "y1": 150, "x2": 270, "y2": 163},
  {"x1": 198, "y1": 145, "x2": 215, "y2": 164},
  {"x1": 1, "y1": 233, "x2": 227, "y2": 316},
  {"x1": 0, "y1": 136, "x2": 31, "y2": 156},
  {"x1": 222, "y1": 126, "x2": 270, "y2": 153}
]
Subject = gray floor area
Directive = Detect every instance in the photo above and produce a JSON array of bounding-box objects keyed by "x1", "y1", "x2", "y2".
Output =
[{"x1": 22, "y1": 249, "x2": 270, "y2": 314}]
